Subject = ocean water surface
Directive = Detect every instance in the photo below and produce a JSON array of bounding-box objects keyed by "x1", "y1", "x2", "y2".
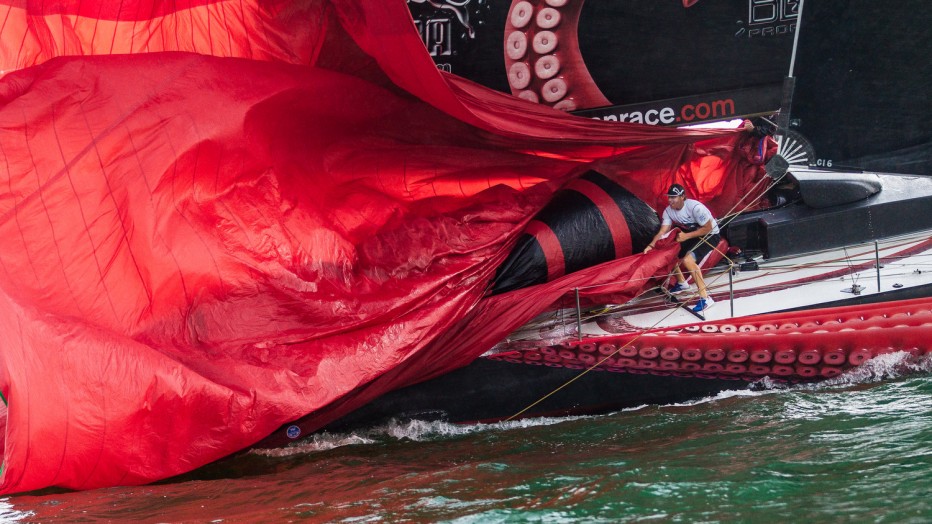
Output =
[{"x1": 3, "y1": 354, "x2": 931, "y2": 523}]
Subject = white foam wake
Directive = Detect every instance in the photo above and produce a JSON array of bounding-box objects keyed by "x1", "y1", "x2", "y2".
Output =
[
  {"x1": 253, "y1": 414, "x2": 593, "y2": 458},
  {"x1": 614, "y1": 352, "x2": 932, "y2": 411},
  {"x1": 819, "y1": 351, "x2": 932, "y2": 387},
  {"x1": 0, "y1": 499, "x2": 34, "y2": 522}
]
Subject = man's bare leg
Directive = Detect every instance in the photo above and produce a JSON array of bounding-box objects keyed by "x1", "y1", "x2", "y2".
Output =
[
  {"x1": 680, "y1": 254, "x2": 708, "y2": 298},
  {"x1": 674, "y1": 265, "x2": 687, "y2": 285}
]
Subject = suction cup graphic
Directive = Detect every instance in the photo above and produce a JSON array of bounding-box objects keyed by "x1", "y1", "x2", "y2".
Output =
[{"x1": 504, "y1": 0, "x2": 610, "y2": 111}]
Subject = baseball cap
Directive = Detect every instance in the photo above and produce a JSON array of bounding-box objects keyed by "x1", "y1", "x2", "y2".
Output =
[{"x1": 667, "y1": 183, "x2": 686, "y2": 197}]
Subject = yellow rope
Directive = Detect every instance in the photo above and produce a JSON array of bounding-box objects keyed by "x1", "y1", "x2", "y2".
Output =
[{"x1": 504, "y1": 293, "x2": 690, "y2": 421}]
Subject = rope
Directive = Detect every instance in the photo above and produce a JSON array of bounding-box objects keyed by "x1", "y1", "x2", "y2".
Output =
[
  {"x1": 842, "y1": 245, "x2": 860, "y2": 289},
  {"x1": 504, "y1": 290, "x2": 691, "y2": 421}
]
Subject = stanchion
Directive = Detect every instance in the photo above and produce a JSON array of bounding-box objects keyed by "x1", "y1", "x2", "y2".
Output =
[
  {"x1": 729, "y1": 262, "x2": 735, "y2": 317},
  {"x1": 575, "y1": 288, "x2": 582, "y2": 342},
  {"x1": 875, "y1": 240, "x2": 881, "y2": 292}
]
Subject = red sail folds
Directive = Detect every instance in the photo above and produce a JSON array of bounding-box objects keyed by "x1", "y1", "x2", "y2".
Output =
[{"x1": 0, "y1": 1, "x2": 766, "y2": 493}]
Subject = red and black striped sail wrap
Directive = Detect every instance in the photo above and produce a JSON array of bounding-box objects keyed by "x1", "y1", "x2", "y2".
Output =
[{"x1": 492, "y1": 170, "x2": 660, "y2": 293}]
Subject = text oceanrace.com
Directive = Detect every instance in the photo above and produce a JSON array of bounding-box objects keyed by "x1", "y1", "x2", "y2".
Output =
[{"x1": 592, "y1": 98, "x2": 737, "y2": 125}]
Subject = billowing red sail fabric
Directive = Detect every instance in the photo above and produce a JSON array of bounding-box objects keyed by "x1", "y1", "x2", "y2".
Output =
[
  {"x1": 0, "y1": 0, "x2": 327, "y2": 71},
  {"x1": 0, "y1": 1, "x2": 766, "y2": 493}
]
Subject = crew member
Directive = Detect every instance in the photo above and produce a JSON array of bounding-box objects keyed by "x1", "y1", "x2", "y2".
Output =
[{"x1": 643, "y1": 184, "x2": 720, "y2": 312}]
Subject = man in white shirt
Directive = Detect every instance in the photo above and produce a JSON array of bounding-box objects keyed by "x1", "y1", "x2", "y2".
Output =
[{"x1": 643, "y1": 184, "x2": 720, "y2": 312}]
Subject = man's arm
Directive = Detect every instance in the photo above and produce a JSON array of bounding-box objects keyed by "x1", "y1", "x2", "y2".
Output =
[
  {"x1": 644, "y1": 223, "x2": 672, "y2": 252},
  {"x1": 675, "y1": 220, "x2": 713, "y2": 243}
]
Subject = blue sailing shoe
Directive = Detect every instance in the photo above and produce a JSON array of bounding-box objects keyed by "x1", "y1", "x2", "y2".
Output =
[
  {"x1": 691, "y1": 296, "x2": 715, "y2": 313},
  {"x1": 669, "y1": 282, "x2": 691, "y2": 295}
]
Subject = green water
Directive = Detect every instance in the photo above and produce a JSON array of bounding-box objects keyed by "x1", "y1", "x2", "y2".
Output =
[{"x1": 4, "y1": 360, "x2": 931, "y2": 522}]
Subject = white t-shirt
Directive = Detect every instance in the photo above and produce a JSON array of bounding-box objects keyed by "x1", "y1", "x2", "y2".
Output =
[{"x1": 662, "y1": 199, "x2": 720, "y2": 234}]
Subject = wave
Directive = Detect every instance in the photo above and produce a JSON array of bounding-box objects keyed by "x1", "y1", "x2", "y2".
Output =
[
  {"x1": 253, "y1": 414, "x2": 599, "y2": 458},
  {"x1": 0, "y1": 499, "x2": 34, "y2": 522}
]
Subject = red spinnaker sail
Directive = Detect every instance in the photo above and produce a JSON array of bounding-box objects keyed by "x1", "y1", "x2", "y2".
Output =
[{"x1": 0, "y1": 0, "x2": 765, "y2": 493}]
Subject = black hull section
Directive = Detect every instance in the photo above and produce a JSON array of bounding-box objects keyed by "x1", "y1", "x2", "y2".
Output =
[{"x1": 321, "y1": 358, "x2": 744, "y2": 433}]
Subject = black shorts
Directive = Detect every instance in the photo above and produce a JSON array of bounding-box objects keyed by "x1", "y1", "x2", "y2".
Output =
[{"x1": 679, "y1": 233, "x2": 721, "y2": 264}]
